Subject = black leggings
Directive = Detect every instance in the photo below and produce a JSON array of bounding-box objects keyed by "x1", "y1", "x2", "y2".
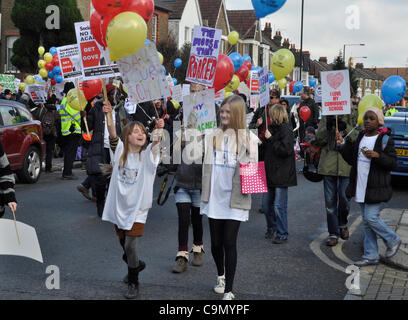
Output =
[
  {"x1": 177, "y1": 203, "x2": 203, "y2": 252},
  {"x1": 208, "y1": 218, "x2": 241, "y2": 293}
]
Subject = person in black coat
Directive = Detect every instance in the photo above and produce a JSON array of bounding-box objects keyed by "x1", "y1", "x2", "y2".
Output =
[
  {"x1": 297, "y1": 87, "x2": 318, "y2": 141},
  {"x1": 263, "y1": 104, "x2": 297, "y2": 244},
  {"x1": 336, "y1": 107, "x2": 401, "y2": 267}
]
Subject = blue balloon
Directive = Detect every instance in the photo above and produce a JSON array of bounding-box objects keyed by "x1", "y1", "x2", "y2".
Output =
[
  {"x1": 251, "y1": 66, "x2": 262, "y2": 72},
  {"x1": 243, "y1": 54, "x2": 252, "y2": 64},
  {"x1": 162, "y1": 65, "x2": 166, "y2": 75},
  {"x1": 48, "y1": 70, "x2": 54, "y2": 78},
  {"x1": 53, "y1": 66, "x2": 61, "y2": 74},
  {"x1": 229, "y1": 52, "x2": 243, "y2": 72},
  {"x1": 293, "y1": 81, "x2": 303, "y2": 93},
  {"x1": 268, "y1": 73, "x2": 275, "y2": 84},
  {"x1": 251, "y1": 0, "x2": 287, "y2": 19},
  {"x1": 49, "y1": 47, "x2": 58, "y2": 56},
  {"x1": 55, "y1": 75, "x2": 63, "y2": 84},
  {"x1": 309, "y1": 77, "x2": 317, "y2": 87},
  {"x1": 174, "y1": 58, "x2": 182, "y2": 68},
  {"x1": 173, "y1": 78, "x2": 178, "y2": 86},
  {"x1": 381, "y1": 76, "x2": 407, "y2": 105},
  {"x1": 144, "y1": 39, "x2": 151, "y2": 44}
]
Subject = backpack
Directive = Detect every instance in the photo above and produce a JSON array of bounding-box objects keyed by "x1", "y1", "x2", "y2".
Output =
[{"x1": 40, "y1": 107, "x2": 56, "y2": 136}]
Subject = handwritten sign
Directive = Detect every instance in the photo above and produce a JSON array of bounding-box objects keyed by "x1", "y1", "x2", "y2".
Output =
[
  {"x1": 183, "y1": 89, "x2": 217, "y2": 135},
  {"x1": 57, "y1": 44, "x2": 83, "y2": 80},
  {"x1": 186, "y1": 26, "x2": 222, "y2": 87},
  {"x1": 321, "y1": 70, "x2": 351, "y2": 115},
  {"x1": 258, "y1": 67, "x2": 269, "y2": 108},
  {"x1": 171, "y1": 85, "x2": 183, "y2": 102},
  {"x1": 117, "y1": 42, "x2": 171, "y2": 104},
  {"x1": 0, "y1": 74, "x2": 16, "y2": 93}
]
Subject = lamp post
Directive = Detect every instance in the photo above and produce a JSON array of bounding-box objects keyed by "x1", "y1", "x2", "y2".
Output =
[
  {"x1": 343, "y1": 43, "x2": 365, "y2": 65},
  {"x1": 299, "y1": 0, "x2": 304, "y2": 82}
]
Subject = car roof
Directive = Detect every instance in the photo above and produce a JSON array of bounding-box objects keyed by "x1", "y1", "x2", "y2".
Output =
[
  {"x1": 0, "y1": 99, "x2": 28, "y2": 110},
  {"x1": 392, "y1": 112, "x2": 408, "y2": 117},
  {"x1": 385, "y1": 116, "x2": 408, "y2": 123}
]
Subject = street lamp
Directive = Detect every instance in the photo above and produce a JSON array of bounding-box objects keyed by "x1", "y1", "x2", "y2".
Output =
[
  {"x1": 299, "y1": 0, "x2": 304, "y2": 82},
  {"x1": 343, "y1": 43, "x2": 365, "y2": 65}
]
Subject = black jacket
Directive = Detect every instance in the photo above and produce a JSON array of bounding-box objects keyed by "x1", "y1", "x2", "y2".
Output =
[
  {"x1": 175, "y1": 160, "x2": 202, "y2": 191},
  {"x1": 264, "y1": 122, "x2": 297, "y2": 188},
  {"x1": 339, "y1": 130, "x2": 397, "y2": 204}
]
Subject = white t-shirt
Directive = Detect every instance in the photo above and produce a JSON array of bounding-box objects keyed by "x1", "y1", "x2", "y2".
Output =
[
  {"x1": 355, "y1": 134, "x2": 379, "y2": 203},
  {"x1": 102, "y1": 140, "x2": 160, "y2": 230},
  {"x1": 201, "y1": 136, "x2": 249, "y2": 222},
  {"x1": 104, "y1": 113, "x2": 116, "y2": 149}
]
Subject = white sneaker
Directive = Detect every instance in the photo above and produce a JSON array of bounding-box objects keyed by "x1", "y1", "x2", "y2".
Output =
[
  {"x1": 223, "y1": 292, "x2": 235, "y2": 300},
  {"x1": 214, "y1": 275, "x2": 225, "y2": 294}
]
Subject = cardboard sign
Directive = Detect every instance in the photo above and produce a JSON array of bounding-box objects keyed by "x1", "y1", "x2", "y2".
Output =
[
  {"x1": 75, "y1": 21, "x2": 120, "y2": 80},
  {"x1": 0, "y1": 74, "x2": 16, "y2": 93},
  {"x1": 315, "y1": 84, "x2": 322, "y2": 103},
  {"x1": 26, "y1": 85, "x2": 47, "y2": 105},
  {"x1": 124, "y1": 98, "x2": 137, "y2": 114},
  {"x1": 250, "y1": 70, "x2": 260, "y2": 110},
  {"x1": 186, "y1": 26, "x2": 222, "y2": 87},
  {"x1": 183, "y1": 89, "x2": 217, "y2": 135},
  {"x1": 182, "y1": 84, "x2": 191, "y2": 97},
  {"x1": 117, "y1": 42, "x2": 171, "y2": 104},
  {"x1": 171, "y1": 85, "x2": 183, "y2": 102},
  {"x1": 321, "y1": 70, "x2": 351, "y2": 115},
  {"x1": 57, "y1": 44, "x2": 83, "y2": 80},
  {"x1": 215, "y1": 89, "x2": 224, "y2": 107},
  {"x1": 258, "y1": 67, "x2": 269, "y2": 108}
]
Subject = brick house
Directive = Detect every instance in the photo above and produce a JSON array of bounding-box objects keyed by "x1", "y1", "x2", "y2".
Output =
[{"x1": 0, "y1": 0, "x2": 20, "y2": 73}]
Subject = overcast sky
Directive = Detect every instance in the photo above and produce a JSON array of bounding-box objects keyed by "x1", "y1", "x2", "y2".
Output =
[{"x1": 224, "y1": 0, "x2": 408, "y2": 68}]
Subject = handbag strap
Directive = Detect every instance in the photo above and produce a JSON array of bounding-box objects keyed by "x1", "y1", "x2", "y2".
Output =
[{"x1": 157, "y1": 174, "x2": 175, "y2": 206}]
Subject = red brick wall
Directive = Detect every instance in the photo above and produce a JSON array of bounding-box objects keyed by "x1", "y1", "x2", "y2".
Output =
[{"x1": 147, "y1": 10, "x2": 169, "y2": 44}]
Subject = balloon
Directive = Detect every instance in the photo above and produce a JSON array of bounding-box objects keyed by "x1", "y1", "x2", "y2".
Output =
[
  {"x1": 243, "y1": 54, "x2": 252, "y2": 63},
  {"x1": 26, "y1": 75, "x2": 35, "y2": 85},
  {"x1": 44, "y1": 62, "x2": 53, "y2": 71},
  {"x1": 173, "y1": 78, "x2": 178, "y2": 86},
  {"x1": 299, "y1": 106, "x2": 311, "y2": 122},
  {"x1": 145, "y1": 39, "x2": 151, "y2": 44},
  {"x1": 53, "y1": 66, "x2": 61, "y2": 75},
  {"x1": 278, "y1": 78, "x2": 287, "y2": 90},
  {"x1": 289, "y1": 81, "x2": 296, "y2": 93},
  {"x1": 49, "y1": 47, "x2": 58, "y2": 56},
  {"x1": 235, "y1": 65, "x2": 249, "y2": 82},
  {"x1": 228, "y1": 31, "x2": 239, "y2": 46},
  {"x1": 357, "y1": 94, "x2": 383, "y2": 124},
  {"x1": 381, "y1": 76, "x2": 407, "y2": 105},
  {"x1": 38, "y1": 46, "x2": 45, "y2": 56},
  {"x1": 293, "y1": 81, "x2": 303, "y2": 93},
  {"x1": 90, "y1": 11, "x2": 107, "y2": 47},
  {"x1": 171, "y1": 99, "x2": 180, "y2": 110},
  {"x1": 161, "y1": 65, "x2": 166, "y2": 75},
  {"x1": 174, "y1": 58, "x2": 182, "y2": 68},
  {"x1": 158, "y1": 52, "x2": 164, "y2": 64},
  {"x1": 224, "y1": 91, "x2": 234, "y2": 98},
  {"x1": 82, "y1": 79, "x2": 103, "y2": 100},
  {"x1": 225, "y1": 75, "x2": 240, "y2": 92},
  {"x1": 50, "y1": 78, "x2": 56, "y2": 86},
  {"x1": 52, "y1": 55, "x2": 59, "y2": 66},
  {"x1": 106, "y1": 12, "x2": 147, "y2": 61},
  {"x1": 18, "y1": 83, "x2": 26, "y2": 92},
  {"x1": 268, "y1": 73, "x2": 275, "y2": 84},
  {"x1": 38, "y1": 60, "x2": 46, "y2": 69},
  {"x1": 125, "y1": 0, "x2": 155, "y2": 23},
  {"x1": 48, "y1": 70, "x2": 54, "y2": 79},
  {"x1": 44, "y1": 53, "x2": 53, "y2": 63},
  {"x1": 309, "y1": 77, "x2": 317, "y2": 87},
  {"x1": 92, "y1": 0, "x2": 125, "y2": 16},
  {"x1": 251, "y1": 0, "x2": 287, "y2": 18},
  {"x1": 242, "y1": 60, "x2": 252, "y2": 71},
  {"x1": 55, "y1": 75, "x2": 63, "y2": 84},
  {"x1": 39, "y1": 68, "x2": 48, "y2": 79},
  {"x1": 67, "y1": 88, "x2": 87, "y2": 111},
  {"x1": 229, "y1": 52, "x2": 243, "y2": 72},
  {"x1": 212, "y1": 54, "x2": 234, "y2": 93},
  {"x1": 271, "y1": 49, "x2": 295, "y2": 80}
]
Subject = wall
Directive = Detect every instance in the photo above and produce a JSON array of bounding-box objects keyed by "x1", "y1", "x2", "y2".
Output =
[
  {"x1": 178, "y1": 0, "x2": 201, "y2": 48},
  {"x1": 1, "y1": 0, "x2": 20, "y2": 73}
]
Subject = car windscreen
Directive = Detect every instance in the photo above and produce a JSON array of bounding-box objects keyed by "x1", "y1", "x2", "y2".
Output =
[{"x1": 385, "y1": 121, "x2": 408, "y2": 139}]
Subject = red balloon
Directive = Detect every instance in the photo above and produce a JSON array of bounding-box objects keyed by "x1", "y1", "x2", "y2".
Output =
[
  {"x1": 289, "y1": 81, "x2": 296, "y2": 93},
  {"x1": 242, "y1": 60, "x2": 252, "y2": 71},
  {"x1": 124, "y1": 0, "x2": 154, "y2": 23},
  {"x1": 45, "y1": 62, "x2": 54, "y2": 71},
  {"x1": 235, "y1": 65, "x2": 249, "y2": 82},
  {"x1": 299, "y1": 106, "x2": 311, "y2": 122},
  {"x1": 92, "y1": 0, "x2": 128, "y2": 16},
  {"x1": 212, "y1": 54, "x2": 234, "y2": 93},
  {"x1": 90, "y1": 11, "x2": 107, "y2": 47},
  {"x1": 50, "y1": 78, "x2": 56, "y2": 86},
  {"x1": 245, "y1": 76, "x2": 251, "y2": 88},
  {"x1": 52, "y1": 55, "x2": 59, "y2": 66},
  {"x1": 82, "y1": 79, "x2": 103, "y2": 101}
]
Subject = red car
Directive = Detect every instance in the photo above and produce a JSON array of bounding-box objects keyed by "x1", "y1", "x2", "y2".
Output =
[{"x1": 0, "y1": 99, "x2": 46, "y2": 183}]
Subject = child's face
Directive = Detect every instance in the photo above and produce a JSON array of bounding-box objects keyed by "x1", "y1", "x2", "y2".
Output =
[
  {"x1": 363, "y1": 111, "x2": 379, "y2": 131},
  {"x1": 220, "y1": 104, "x2": 231, "y2": 127},
  {"x1": 128, "y1": 125, "x2": 146, "y2": 149}
]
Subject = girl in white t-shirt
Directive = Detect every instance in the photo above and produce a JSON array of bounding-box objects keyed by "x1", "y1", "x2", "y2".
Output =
[{"x1": 102, "y1": 101, "x2": 164, "y2": 299}]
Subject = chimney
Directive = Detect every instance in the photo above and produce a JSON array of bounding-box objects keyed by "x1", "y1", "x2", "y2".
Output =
[
  {"x1": 319, "y1": 57, "x2": 328, "y2": 64},
  {"x1": 282, "y1": 38, "x2": 290, "y2": 49},
  {"x1": 263, "y1": 22, "x2": 272, "y2": 40},
  {"x1": 356, "y1": 62, "x2": 364, "y2": 69},
  {"x1": 289, "y1": 43, "x2": 296, "y2": 51},
  {"x1": 273, "y1": 30, "x2": 282, "y2": 47}
]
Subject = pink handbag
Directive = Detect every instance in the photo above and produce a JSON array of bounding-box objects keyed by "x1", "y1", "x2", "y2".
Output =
[{"x1": 239, "y1": 161, "x2": 269, "y2": 194}]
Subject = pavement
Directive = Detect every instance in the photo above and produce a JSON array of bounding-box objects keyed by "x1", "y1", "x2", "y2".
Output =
[{"x1": 344, "y1": 208, "x2": 408, "y2": 300}]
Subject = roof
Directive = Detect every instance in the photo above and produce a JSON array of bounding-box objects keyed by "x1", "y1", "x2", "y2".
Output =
[
  {"x1": 309, "y1": 59, "x2": 333, "y2": 77},
  {"x1": 227, "y1": 10, "x2": 258, "y2": 39},
  {"x1": 159, "y1": 0, "x2": 188, "y2": 19},
  {"x1": 154, "y1": 0, "x2": 172, "y2": 13},
  {"x1": 261, "y1": 35, "x2": 280, "y2": 51},
  {"x1": 198, "y1": 0, "x2": 222, "y2": 28},
  {"x1": 367, "y1": 67, "x2": 408, "y2": 83}
]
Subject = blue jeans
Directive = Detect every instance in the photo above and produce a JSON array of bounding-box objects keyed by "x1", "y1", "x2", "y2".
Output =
[
  {"x1": 323, "y1": 176, "x2": 350, "y2": 238},
  {"x1": 274, "y1": 188, "x2": 289, "y2": 239},
  {"x1": 262, "y1": 190, "x2": 276, "y2": 233},
  {"x1": 360, "y1": 203, "x2": 400, "y2": 260}
]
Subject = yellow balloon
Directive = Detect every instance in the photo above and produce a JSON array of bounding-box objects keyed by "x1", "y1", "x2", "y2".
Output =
[
  {"x1": 357, "y1": 94, "x2": 383, "y2": 124},
  {"x1": 67, "y1": 88, "x2": 87, "y2": 111},
  {"x1": 38, "y1": 60, "x2": 46, "y2": 69},
  {"x1": 224, "y1": 91, "x2": 233, "y2": 98},
  {"x1": 171, "y1": 99, "x2": 180, "y2": 110},
  {"x1": 106, "y1": 12, "x2": 147, "y2": 61},
  {"x1": 278, "y1": 78, "x2": 287, "y2": 90},
  {"x1": 158, "y1": 52, "x2": 164, "y2": 64},
  {"x1": 38, "y1": 46, "x2": 45, "y2": 56},
  {"x1": 44, "y1": 53, "x2": 53, "y2": 62},
  {"x1": 26, "y1": 75, "x2": 35, "y2": 85},
  {"x1": 225, "y1": 75, "x2": 240, "y2": 92},
  {"x1": 18, "y1": 83, "x2": 26, "y2": 92},
  {"x1": 271, "y1": 49, "x2": 295, "y2": 81},
  {"x1": 228, "y1": 31, "x2": 239, "y2": 46},
  {"x1": 39, "y1": 68, "x2": 48, "y2": 78}
]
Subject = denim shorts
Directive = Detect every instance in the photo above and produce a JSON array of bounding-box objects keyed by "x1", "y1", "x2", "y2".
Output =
[{"x1": 175, "y1": 188, "x2": 201, "y2": 207}]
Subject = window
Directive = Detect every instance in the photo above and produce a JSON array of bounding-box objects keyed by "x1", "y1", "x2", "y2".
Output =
[
  {"x1": 185, "y1": 27, "x2": 190, "y2": 42},
  {"x1": 6, "y1": 36, "x2": 19, "y2": 73},
  {"x1": 243, "y1": 44, "x2": 250, "y2": 55},
  {"x1": 16, "y1": 107, "x2": 32, "y2": 123},
  {"x1": 0, "y1": 106, "x2": 19, "y2": 126},
  {"x1": 152, "y1": 15, "x2": 158, "y2": 43}
]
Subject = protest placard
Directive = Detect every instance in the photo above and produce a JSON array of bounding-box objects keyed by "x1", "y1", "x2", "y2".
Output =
[
  {"x1": 314, "y1": 84, "x2": 322, "y2": 103},
  {"x1": 26, "y1": 85, "x2": 47, "y2": 105},
  {"x1": 215, "y1": 89, "x2": 224, "y2": 107},
  {"x1": 117, "y1": 42, "x2": 171, "y2": 104},
  {"x1": 0, "y1": 74, "x2": 16, "y2": 93},
  {"x1": 182, "y1": 84, "x2": 191, "y2": 97},
  {"x1": 249, "y1": 70, "x2": 260, "y2": 110},
  {"x1": 172, "y1": 85, "x2": 183, "y2": 102},
  {"x1": 186, "y1": 26, "x2": 222, "y2": 87},
  {"x1": 75, "y1": 21, "x2": 120, "y2": 80},
  {"x1": 321, "y1": 70, "x2": 351, "y2": 115},
  {"x1": 124, "y1": 98, "x2": 137, "y2": 114},
  {"x1": 258, "y1": 67, "x2": 269, "y2": 108},
  {"x1": 57, "y1": 44, "x2": 83, "y2": 80},
  {"x1": 183, "y1": 89, "x2": 216, "y2": 135}
]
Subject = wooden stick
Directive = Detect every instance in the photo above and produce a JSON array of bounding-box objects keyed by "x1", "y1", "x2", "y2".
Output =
[
  {"x1": 102, "y1": 79, "x2": 113, "y2": 126},
  {"x1": 11, "y1": 209, "x2": 21, "y2": 245},
  {"x1": 336, "y1": 115, "x2": 339, "y2": 132},
  {"x1": 76, "y1": 79, "x2": 90, "y2": 137}
]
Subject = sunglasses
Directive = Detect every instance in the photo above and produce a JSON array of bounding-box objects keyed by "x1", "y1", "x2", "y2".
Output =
[{"x1": 270, "y1": 96, "x2": 278, "y2": 99}]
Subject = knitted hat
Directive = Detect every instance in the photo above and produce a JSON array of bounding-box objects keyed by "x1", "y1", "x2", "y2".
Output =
[
  {"x1": 106, "y1": 84, "x2": 116, "y2": 94},
  {"x1": 364, "y1": 107, "x2": 385, "y2": 126}
]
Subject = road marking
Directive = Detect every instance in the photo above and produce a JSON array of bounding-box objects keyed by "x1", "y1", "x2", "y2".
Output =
[{"x1": 309, "y1": 232, "x2": 346, "y2": 273}]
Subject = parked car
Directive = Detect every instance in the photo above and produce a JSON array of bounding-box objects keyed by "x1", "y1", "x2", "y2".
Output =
[
  {"x1": 384, "y1": 116, "x2": 408, "y2": 177},
  {"x1": 281, "y1": 95, "x2": 301, "y2": 108},
  {"x1": 392, "y1": 112, "x2": 408, "y2": 118},
  {"x1": 0, "y1": 99, "x2": 46, "y2": 183}
]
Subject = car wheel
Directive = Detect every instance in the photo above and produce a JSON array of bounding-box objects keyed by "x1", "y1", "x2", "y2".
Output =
[{"x1": 17, "y1": 146, "x2": 42, "y2": 183}]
